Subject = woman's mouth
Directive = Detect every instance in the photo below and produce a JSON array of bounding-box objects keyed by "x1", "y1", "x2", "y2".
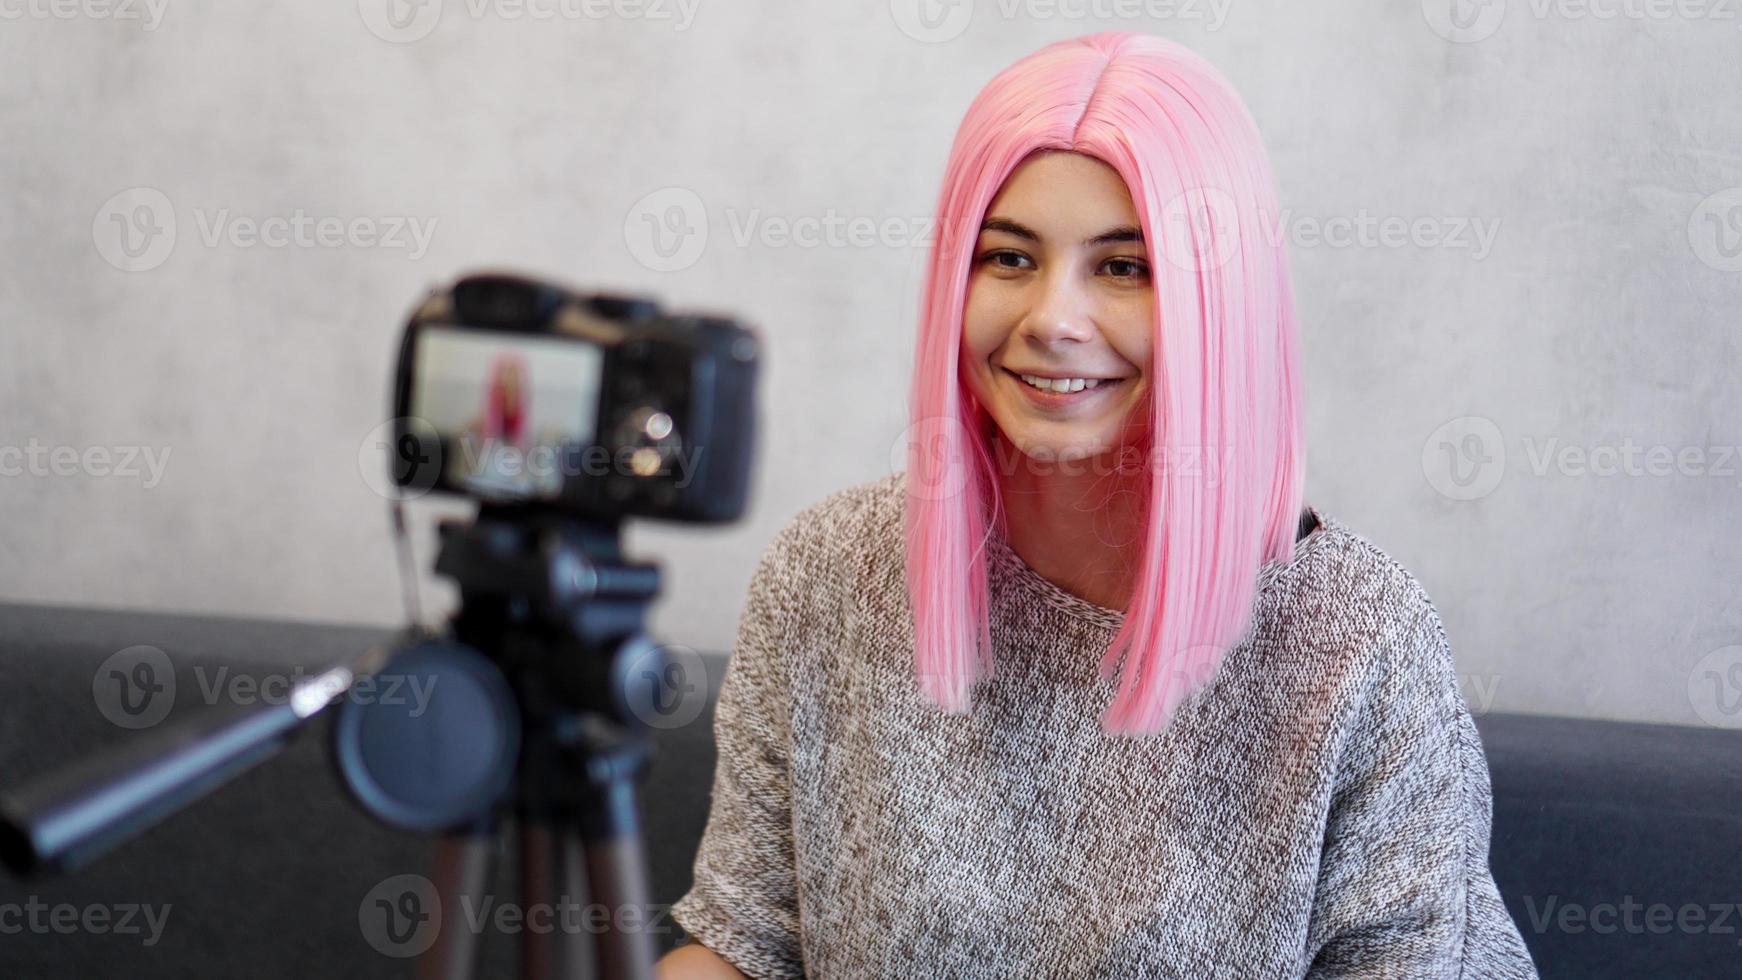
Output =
[{"x1": 1003, "y1": 368, "x2": 1128, "y2": 408}]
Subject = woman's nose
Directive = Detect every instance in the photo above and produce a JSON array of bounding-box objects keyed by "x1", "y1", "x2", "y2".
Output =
[{"x1": 1016, "y1": 267, "x2": 1096, "y2": 346}]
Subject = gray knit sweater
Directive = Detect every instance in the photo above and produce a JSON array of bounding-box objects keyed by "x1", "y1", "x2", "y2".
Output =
[{"x1": 670, "y1": 472, "x2": 1540, "y2": 978}]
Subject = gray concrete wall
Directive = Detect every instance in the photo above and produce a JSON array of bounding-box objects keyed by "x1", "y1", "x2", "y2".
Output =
[{"x1": 2, "y1": 1, "x2": 1738, "y2": 728}]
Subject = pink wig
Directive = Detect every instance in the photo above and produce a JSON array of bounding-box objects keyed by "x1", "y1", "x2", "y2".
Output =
[
  {"x1": 483, "y1": 353, "x2": 529, "y2": 445},
  {"x1": 905, "y1": 31, "x2": 1305, "y2": 737}
]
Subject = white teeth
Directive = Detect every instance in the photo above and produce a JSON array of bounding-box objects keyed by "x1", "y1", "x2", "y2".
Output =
[{"x1": 1019, "y1": 374, "x2": 1101, "y2": 393}]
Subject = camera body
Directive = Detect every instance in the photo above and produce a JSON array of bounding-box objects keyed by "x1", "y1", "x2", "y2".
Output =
[{"x1": 390, "y1": 272, "x2": 759, "y2": 523}]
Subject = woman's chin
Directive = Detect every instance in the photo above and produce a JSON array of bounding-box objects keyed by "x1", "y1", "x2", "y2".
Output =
[{"x1": 998, "y1": 431, "x2": 1120, "y2": 468}]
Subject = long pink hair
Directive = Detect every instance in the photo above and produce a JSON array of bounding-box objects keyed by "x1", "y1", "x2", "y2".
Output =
[
  {"x1": 483, "y1": 353, "x2": 529, "y2": 445},
  {"x1": 904, "y1": 31, "x2": 1306, "y2": 737}
]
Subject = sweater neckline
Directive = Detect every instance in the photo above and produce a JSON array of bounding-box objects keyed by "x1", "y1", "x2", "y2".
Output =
[{"x1": 983, "y1": 505, "x2": 1335, "y2": 631}]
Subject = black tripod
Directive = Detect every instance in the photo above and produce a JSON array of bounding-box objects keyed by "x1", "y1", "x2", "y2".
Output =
[{"x1": 383, "y1": 507, "x2": 667, "y2": 980}]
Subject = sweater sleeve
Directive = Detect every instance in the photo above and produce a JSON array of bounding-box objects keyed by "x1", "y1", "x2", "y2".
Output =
[
  {"x1": 669, "y1": 532, "x2": 807, "y2": 980},
  {"x1": 1302, "y1": 593, "x2": 1540, "y2": 979}
]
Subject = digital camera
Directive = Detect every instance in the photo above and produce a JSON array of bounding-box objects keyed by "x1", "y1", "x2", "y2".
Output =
[{"x1": 389, "y1": 272, "x2": 759, "y2": 523}]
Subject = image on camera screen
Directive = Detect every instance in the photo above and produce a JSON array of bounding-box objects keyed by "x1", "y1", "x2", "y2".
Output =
[{"x1": 409, "y1": 325, "x2": 603, "y2": 501}]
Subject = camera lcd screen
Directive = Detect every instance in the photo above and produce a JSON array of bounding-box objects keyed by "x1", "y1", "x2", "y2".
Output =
[{"x1": 409, "y1": 324, "x2": 603, "y2": 501}]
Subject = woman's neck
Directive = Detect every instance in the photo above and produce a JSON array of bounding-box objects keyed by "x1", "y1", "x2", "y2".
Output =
[{"x1": 995, "y1": 445, "x2": 1149, "y2": 613}]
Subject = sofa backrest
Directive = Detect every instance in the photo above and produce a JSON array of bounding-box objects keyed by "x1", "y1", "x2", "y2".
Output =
[{"x1": 4, "y1": 604, "x2": 1740, "y2": 978}]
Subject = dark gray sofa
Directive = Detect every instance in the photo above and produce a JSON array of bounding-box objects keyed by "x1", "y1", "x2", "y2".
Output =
[{"x1": 0, "y1": 602, "x2": 1737, "y2": 978}]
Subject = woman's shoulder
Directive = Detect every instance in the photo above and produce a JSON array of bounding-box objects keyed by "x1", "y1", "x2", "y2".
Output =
[
  {"x1": 1297, "y1": 510, "x2": 1439, "y2": 617},
  {"x1": 1281, "y1": 509, "x2": 1454, "y2": 682},
  {"x1": 783, "y1": 472, "x2": 905, "y2": 542},
  {"x1": 752, "y1": 472, "x2": 907, "y2": 596}
]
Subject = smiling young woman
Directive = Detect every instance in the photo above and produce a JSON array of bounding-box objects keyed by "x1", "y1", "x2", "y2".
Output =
[
  {"x1": 959, "y1": 150, "x2": 1158, "y2": 617},
  {"x1": 659, "y1": 30, "x2": 1539, "y2": 980}
]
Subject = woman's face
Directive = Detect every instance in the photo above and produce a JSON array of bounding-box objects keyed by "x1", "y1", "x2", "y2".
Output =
[
  {"x1": 499, "y1": 361, "x2": 523, "y2": 407},
  {"x1": 960, "y1": 150, "x2": 1154, "y2": 465}
]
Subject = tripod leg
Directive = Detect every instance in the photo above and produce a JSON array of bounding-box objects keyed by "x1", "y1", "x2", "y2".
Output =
[
  {"x1": 417, "y1": 827, "x2": 496, "y2": 980},
  {"x1": 519, "y1": 818, "x2": 595, "y2": 980},
  {"x1": 560, "y1": 825, "x2": 599, "y2": 980},
  {"x1": 578, "y1": 789, "x2": 658, "y2": 980}
]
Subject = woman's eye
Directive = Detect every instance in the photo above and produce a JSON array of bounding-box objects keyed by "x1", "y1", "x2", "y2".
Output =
[
  {"x1": 980, "y1": 250, "x2": 1032, "y2": 271},
  {"x1": 1102, "y1": 257, "x2": 1151, "y2": 280}
]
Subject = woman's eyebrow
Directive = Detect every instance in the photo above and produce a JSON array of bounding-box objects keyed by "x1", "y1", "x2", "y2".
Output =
[{"x1": 979, "y1": 217, "x2": 1144, "y2": 247}]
